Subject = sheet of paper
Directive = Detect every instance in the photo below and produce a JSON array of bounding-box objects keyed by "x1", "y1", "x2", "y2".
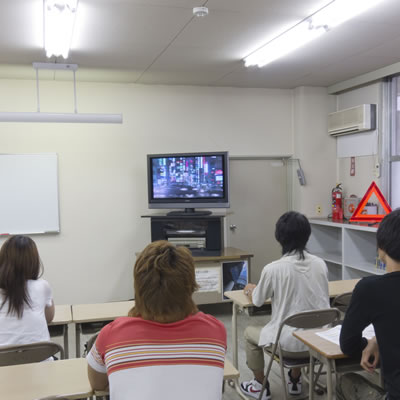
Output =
[
  {"x1": 316, "y1": 324, "x2": 376, "y2": 345},
  {"x1": 195, "y1": 267, "x2": 220, "y2": 292},
  {"x1": 316, "y1": 325, "x2": 342, "y2": 345}
]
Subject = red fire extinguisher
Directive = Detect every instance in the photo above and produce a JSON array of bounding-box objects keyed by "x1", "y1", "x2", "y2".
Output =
[{"x1": 332, "y1": 183, "x2": 343, "y2": 221}]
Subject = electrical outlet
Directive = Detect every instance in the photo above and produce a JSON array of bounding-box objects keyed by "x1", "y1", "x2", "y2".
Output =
[{"x1": 316, "y1": 205, "x2": 322, "y2": 216}]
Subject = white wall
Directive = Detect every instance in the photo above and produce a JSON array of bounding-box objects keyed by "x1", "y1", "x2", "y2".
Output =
[
  {"x1": 336, "y1": 82, "x2": 382, "y2": 199},
  {"x1": 0, "y1": 79, "x2": 295, "y2": 304},
  {"x1": 292, "y1": 87, "x2": 337, "y2": 217}
]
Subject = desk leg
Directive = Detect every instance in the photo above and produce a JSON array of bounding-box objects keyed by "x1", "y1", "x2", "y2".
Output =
[
  {"x1": 232, "y1": 303, "x2": 238, "y2": 369},
  {"x1": 230, "y1": 303, "x2": 248, "y2": 400},
  {"x1": 63, "y1": 324, "x2": 69, "y2": 358},
  {"x1": 308, "y1": 349, "x2": 335, "y2": 400},
  {"x1": 326, "y1": 359, "x2": 334, "y2": 400},
  {"x1": 309, "y1": 355, "x2": 315, "y2": 400},
  {"x1": 76, "y1": 323, "x2": 82, "y2": 358}
]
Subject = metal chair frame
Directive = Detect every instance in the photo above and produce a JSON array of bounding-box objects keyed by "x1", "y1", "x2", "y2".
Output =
[
  {"x1": 331, "y1": 292, "x2": 353, "y2": 313},
  {"x1": 0, "y1": 341, "x2": 64, "y2": 367},
  {"x1": 259, "y1": 308, "x2": 341, "y2": 400}
]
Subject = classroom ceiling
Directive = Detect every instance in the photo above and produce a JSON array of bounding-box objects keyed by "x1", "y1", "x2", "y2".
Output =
[{"x1": 1, "y1": 0, "x2": 400, "y2": 88}]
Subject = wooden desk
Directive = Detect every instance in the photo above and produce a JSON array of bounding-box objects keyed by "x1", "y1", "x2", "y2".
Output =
[
  {"x1": 49, "y1": 304, "x2": 72, "y2": 358},
  {"x1": 293, "y1": 328, "x2": 360, "y2": 400},
  {"x1": 224, "y1": 279, "x2": 359, "y2": 400},
  {"x1": 0, "y1": 358, "x2": 92, "y2": 400},
  {"x1": 328, "y1": 279, "x2": 359, "y2": 298},
  {"x1": 72, "y1": 301, "x2": 134, "y2": 357}
]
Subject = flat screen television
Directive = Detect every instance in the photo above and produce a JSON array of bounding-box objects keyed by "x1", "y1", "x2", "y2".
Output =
[{"x1": 147, "y1": 151, "x2": 229, "y2": 216}]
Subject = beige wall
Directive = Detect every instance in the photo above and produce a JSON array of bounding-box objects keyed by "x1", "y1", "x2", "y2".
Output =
[
  {"x1": 292, "y1": 86, "x2": 337, "y2": 218},
  {"x1": 0, "y1": 79, "x2": 298, "y2": 304},
  {"x1": 335, "y1": 82, "x2": 382, "y2": 199}
]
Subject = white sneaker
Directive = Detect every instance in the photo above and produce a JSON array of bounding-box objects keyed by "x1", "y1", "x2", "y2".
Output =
[
  {"x1": 240, "y1": 379, "x2": 271, "y2": 400},
  {"x1": 287, "y1": 370, "x2": 302, "y2": 395}
]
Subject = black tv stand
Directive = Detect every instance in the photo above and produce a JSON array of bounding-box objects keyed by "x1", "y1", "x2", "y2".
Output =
[
  {"x1": 167, "y1": 208, "x2": 212, "y2": 217},
  {"x1": 141, "y1": 213, "x2": 224, "y2": 255}
]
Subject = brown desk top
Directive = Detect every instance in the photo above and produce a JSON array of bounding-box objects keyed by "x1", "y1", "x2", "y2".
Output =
[
  {"x1": 193, "y1": 247, "x2": 253, "y2": 262},
  {"x1": 49, "y1": 304, "x2": 72, "y2": 326},
  {"x1": 224, "y1": 279, "x2": 360, "y2": 308},
  {"x1": 293, "y1": 328, "x2": 347, "y2": 360},
  {"x1": 136, "y1": 247, "x2": 253, "y2": 262},
  {"x1": 72, "y1": 301, "x2": 135, "y2": 323},
  {"x1": 0, "y1": 358, "x2": 92, "y2": 400}
]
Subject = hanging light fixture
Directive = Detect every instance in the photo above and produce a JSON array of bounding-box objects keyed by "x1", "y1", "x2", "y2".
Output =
[
  {"x1": 44, "y1": 0, "x2": 79, "y2": 59},
  {"x1": 0, "y1": 63, "x2": 123, "y2": 124}
]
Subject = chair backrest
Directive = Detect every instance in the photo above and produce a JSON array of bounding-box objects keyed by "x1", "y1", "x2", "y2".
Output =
[
  {"x1": 278, "y1": 308, "x2": 341, "y2": 336},
  {"x1": 83, "y1": 332, "x2": 100, "y2": 357},
  {"x1": 332, "y1": 292, "x2": 353, "y2": 313},
  {"x1": 0, "y1": 341, "x2": 64, "y2": 367}
]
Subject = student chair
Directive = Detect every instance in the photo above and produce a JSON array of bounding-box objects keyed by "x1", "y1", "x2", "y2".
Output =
[
  {"x1": 331, "y1": 292, "x2": 353, "y2": 313},
  {"x1": 259, "y1": 308, "x2": 341, "y2": 400},
  {"x1": 0, "y1": 341, "x2": 64, "y2": 366}
]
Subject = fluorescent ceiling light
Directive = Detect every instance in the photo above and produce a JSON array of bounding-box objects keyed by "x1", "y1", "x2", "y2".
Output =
[
  {"x1": 244, "y1": 0, "x2": 385, "y2": 68},
  {"x1": 44, "y1": 0, "x2": 78, "y2": 58}
]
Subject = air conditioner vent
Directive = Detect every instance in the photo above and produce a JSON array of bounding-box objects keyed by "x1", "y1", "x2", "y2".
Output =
[{"x1": 328, "y1": 104, "x2": 376, "y2": 137}]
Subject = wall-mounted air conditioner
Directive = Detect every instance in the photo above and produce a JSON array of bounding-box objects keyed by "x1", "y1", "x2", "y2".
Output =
[{"x1": 328, "y1": 104, "x2": 376, "y2": 137}]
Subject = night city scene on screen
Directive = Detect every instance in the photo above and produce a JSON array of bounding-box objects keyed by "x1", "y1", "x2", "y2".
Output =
[{"x1": 151, "y1": 155, "x2": 225, "y2": 199}]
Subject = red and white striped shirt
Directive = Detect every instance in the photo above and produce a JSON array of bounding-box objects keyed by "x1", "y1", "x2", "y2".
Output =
[{"x1": 87, "y1": 312, "x2": 226, "y2": 400}]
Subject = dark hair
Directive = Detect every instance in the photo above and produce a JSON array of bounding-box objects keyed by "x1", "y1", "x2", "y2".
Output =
[
  {"x1": 377, "y1": 208, "x2": 400, "y2": 263},
  {"x1": 275, "y1": 211, "x2": 311, "y2": 260},
  {"x1": 0, "y1": 235, "x2": 42, "y2": 318},
  {"x1": 129, "y1": 241, "x2": 199, "y2": 323}
]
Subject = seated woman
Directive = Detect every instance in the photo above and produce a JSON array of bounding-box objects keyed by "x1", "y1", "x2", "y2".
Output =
[
  {"x1": 0, "y1": 235, "x2": 55, "y2": 345},
  {"x1": 87, "y1": 240, "x2": 227, "y2": 400},
  {"x1": 240, "y1": 211, "x2": 330, "y2": 400}
]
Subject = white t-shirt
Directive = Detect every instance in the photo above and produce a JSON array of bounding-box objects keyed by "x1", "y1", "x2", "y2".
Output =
[
  {"x1": 87, "y1": 312, "x2": 227, "y2": 400},
  {"x1": 252, "y1": 252, "x2": 330, "y2": 352},
  {"x1": 0, "y1": 279, "x2": 53, "y2": 346}
]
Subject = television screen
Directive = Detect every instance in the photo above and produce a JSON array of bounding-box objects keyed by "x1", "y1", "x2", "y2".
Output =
[{"x1": 147, "y1": 152, "x2": 229, "y2": 214}]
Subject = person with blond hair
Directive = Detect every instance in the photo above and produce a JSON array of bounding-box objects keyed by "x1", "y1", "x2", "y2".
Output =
[
  {"x1": 0, "y1": 235, "x2": 54, "y2": 345},
  {"x1": 87, "y1": 240, "x2": 227, "y2": 400}
]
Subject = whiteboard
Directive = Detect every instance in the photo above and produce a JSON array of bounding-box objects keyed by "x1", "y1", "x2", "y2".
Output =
[{"x1": 0, "y1": 154, "x2": 60, "y2": 234}]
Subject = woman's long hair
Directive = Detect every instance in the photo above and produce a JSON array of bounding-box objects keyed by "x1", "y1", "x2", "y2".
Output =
[
  {"x1": 0, "y1": 235, "x2": 42, "y2": 318},
  {"x1": 129, "y1": 241, "x2": 199, "y2": 323}
]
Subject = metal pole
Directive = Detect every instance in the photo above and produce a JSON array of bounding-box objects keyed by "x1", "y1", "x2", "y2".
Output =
[
  {"x1": 35, "y1": 68, "x2": 40, "y2": 112},
  {"x1": 73, "y1": 69, "x2": 78, "y2": 113}
]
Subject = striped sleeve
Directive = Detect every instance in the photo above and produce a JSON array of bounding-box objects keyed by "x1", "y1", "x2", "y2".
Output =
[
  {"x1": 103, "y1": 338, "x2": 226, "y2": 375},
  {"x1": 86, "y1": 325, "x2": 110, "y2": 374}
]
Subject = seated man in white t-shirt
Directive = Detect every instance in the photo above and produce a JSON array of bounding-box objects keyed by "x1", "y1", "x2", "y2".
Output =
[
  {"x1": 240, "y1": 211, "x2": 330, "y2": 400},
  {"x1": 87, "y1": 240, "x2": 227, "y2": 400}
]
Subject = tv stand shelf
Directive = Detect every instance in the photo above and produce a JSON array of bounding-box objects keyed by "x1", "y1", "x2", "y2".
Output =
[
  {"x1": 308, "y1": 218, "x2": 382, "y2": 281},
  {"x1": 142, "y1": 213, "x2": 225, "y2": 255}
]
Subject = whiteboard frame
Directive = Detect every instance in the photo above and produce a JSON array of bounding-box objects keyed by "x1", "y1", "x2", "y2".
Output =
[{"x1": 0, "y1": 153, "x2": 60, "y2": 235}]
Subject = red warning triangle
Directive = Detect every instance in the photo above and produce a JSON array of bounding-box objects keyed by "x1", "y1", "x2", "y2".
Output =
[{"x1": 350, "y1": 181, "x2": 392, "y2": 222}]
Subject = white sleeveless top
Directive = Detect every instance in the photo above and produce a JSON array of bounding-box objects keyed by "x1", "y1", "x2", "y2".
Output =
[{"x1": 0, "y1": 279, "x2": 53, "y2": 346}]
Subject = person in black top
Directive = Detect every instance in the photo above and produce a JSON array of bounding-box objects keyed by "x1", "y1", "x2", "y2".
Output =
[{"x1": 338, "y1": 208, "x2": 400, "y2": 400}]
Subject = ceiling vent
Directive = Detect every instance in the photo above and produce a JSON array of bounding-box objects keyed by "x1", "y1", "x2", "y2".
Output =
[{"x1": 328, "y1": 104, "x2": 376, "y2": 137}]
